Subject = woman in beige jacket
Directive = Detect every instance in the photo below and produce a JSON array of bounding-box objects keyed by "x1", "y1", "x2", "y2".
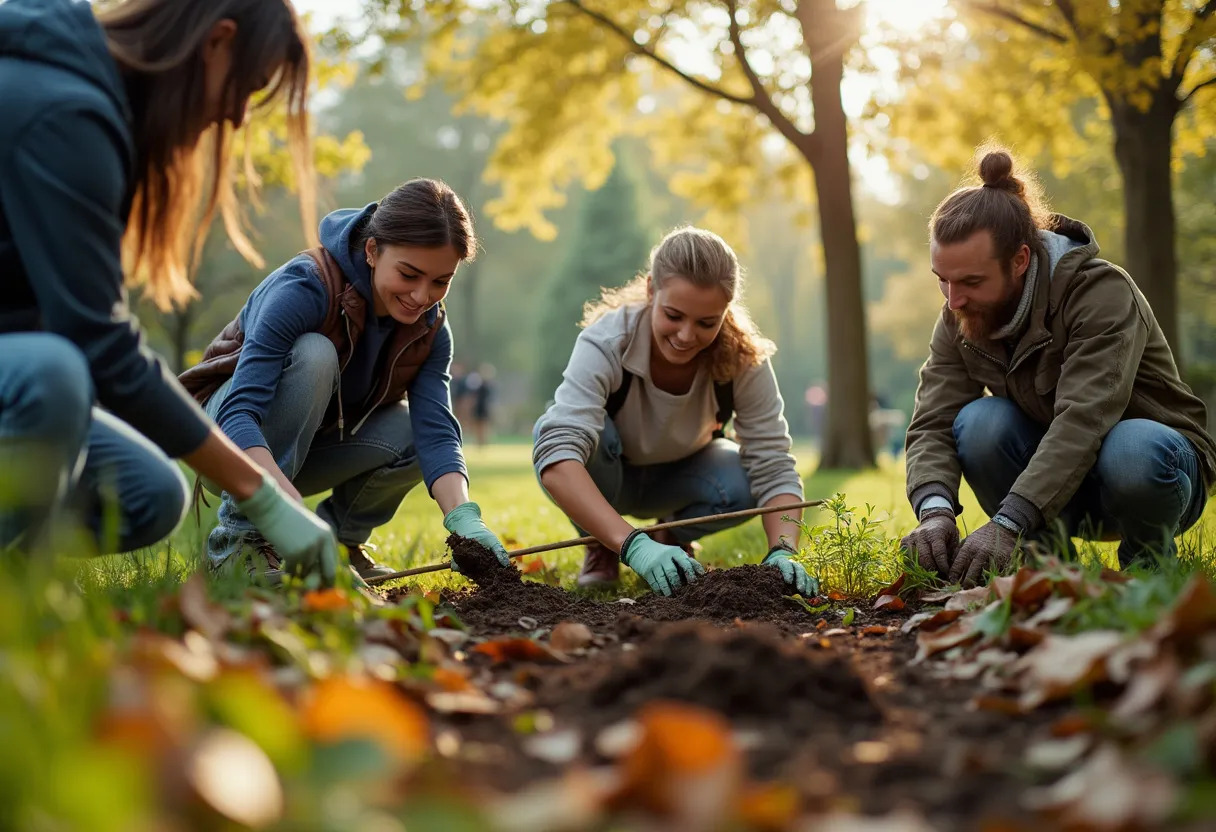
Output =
[{"x1": 532, "y1": 227, "x2": 814, "y2": 597}]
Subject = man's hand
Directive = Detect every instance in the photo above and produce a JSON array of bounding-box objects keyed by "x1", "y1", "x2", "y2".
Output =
[
  {"x1": 762, "y1": 545, "x2": 819, "y2": 596},
  {"x1": 900, "y1": 510, "x2": 960, "y2": 577},
  {"x1": 949, "y1": 519, "x2": 1020, "y2": 588}
]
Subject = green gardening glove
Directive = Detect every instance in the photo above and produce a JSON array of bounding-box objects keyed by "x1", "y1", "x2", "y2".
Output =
[
  {"x1": 762, "y1": 544, "x2": 818, "y2": 597},
  {"x1": 621, "y1": 531, "x2": 705, "y2": 596},
  {"x1": 442, "y1": 502, "x2": 512, "y2": 569},
  {"x1": 237, "y1": 474, "x2": 338, "y2": 586}
]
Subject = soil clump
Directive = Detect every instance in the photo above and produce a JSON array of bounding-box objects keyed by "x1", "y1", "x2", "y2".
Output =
[{"x1": 447, "y1": 534, "x2": 521, "y2": 589}]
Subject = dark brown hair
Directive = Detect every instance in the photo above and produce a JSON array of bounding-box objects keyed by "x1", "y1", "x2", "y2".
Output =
[
  {"x1": 930, "y1": 145, "x2": 1055, "y2": 265},
  {"x1": 358, "y1": 179, "x2": 478, "y2": 261},
  {"x1": 96, "y1": 0, "x2": 314, "y2": 309}
]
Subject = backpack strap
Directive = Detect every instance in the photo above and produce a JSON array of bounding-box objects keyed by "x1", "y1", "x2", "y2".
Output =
[
  {"x1": 605, "y1": 371, "x2": 735, "y2": 440},
  {"x1": 604, "y1": 371, "x2": 634, "y2": 421}
]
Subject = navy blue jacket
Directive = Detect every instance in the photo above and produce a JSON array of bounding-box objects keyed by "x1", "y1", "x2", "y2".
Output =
[
  {"x1": 0, "y1": 0, "x2": 210, "y2": 457},
  {"x1": 213, "y1": 205, "x2": 467, "y2": 492}
]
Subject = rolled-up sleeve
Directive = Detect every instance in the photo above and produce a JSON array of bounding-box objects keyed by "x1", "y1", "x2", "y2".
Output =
[
  {"x1": 731, "y1": 359, "x2": 803, "y2": 505},
  {"x1": 3, "y1": 106, "x2": 210, "y2": 458}
]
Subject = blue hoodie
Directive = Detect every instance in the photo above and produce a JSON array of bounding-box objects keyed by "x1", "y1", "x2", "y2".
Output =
[
  {"x1": 0, "y1": 0, "x2": 211, "y2": 458},
  {"x1": 212, "y1": 205, "x2": 467, "y2": 492}
]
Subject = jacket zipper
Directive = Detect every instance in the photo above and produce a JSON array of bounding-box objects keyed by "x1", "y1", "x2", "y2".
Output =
[
  {"x1": 349, "y1": 327, "x2": 428, "y2": 437},
  {"x1": 336, "y1": 309, "x2": 355, "y2": 440},
  {"x1": 1009, "y1": 337, "x2": 1052, "y2": 374},
  {"x1": 961, "y1": 340, "x2": 1007, "y2": 370}
]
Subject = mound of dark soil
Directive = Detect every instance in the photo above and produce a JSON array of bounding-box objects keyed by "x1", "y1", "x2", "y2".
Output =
[
  {"x1": 574, "y1": 620, "x2": 880, "y2": 727},
  {"x1": 448, "y1": 535, "x2": 521, "y2": 588},
  {"x1": 633, "y1": 565, "x2": 800, "y2": 624}
]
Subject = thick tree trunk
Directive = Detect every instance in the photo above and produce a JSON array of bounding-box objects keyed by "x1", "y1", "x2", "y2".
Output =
[
  {"x1": 802, "y1": 0, "x2": 874, "y2": 469},
  {"x1": 170, "y1": 303, "x2": 196, "y2": 373},
  {"x1": 461, "y1": 260, "x2": 480, "y2": 363},
  {"x1": 1110, "y1": 92, "x2": 1180, "y2": 353}
]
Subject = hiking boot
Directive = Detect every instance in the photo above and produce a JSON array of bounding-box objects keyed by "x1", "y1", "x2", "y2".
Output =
[
  {"x1": 345, "y1": 543, "x2": 396, "y2": 580},
  {"x1": 577, "y1": 541, "x2": 620, "y2": 587},
  {"x1": 651, "y1": 526, "x2": 702, "y2": 559}
]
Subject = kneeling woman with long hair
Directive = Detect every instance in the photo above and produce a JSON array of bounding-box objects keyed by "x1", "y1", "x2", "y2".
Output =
[
  {"x1": 182, "y1": 179, "x2": 511, "y2": 581},
  {"x1": 533, "y1": 227, "x2": 813, "y2": 596}
]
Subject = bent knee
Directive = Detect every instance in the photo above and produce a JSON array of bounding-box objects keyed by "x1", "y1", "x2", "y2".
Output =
[
  {"x1": 288, "y1": 333, "x2": 339, "y2": 383},
  {"x1": 123, "y1": 465, "x2": 189, "y2": 550}
]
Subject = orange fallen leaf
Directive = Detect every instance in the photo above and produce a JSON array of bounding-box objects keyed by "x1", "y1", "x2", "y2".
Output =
[
  {"x1": 431, "y1": 667, "x2": 473, "y2": 693},
  {"x1": 300, "y1": 676, "x2": 428, "y2": 766},
  {"x1": 874, "y1": 594, "x2": 905, "y2": 611},
  {"x1": 815, "y1": 618, "x2": 828, "y2": 630},
  {"x1": 1050, "y1": 713, "x2": 1095, "y2": 738},
  {"x1": 179, "y1": 572, "x2": 230, "y2": 640},
  {"x1": 519, "y1": 556, "x2": 547, "y2": 574},
  {"x1": 302, "y1": 589, "x2": 351, "y2": 613},
  {"x1": 612, "y1": 702, "x2": 742, "y2": 821},
  {"x1": 472, "y1": 637, "x2": 565, "y2": 664},
  {"x1": 972, "y1": 695, "x2": 1024, "y2": 715},
  {"x1": 876, "y1": 573, "x2": 907, "y2": 600},
  {"x1": 827, "y1": 590, "x2": 849, "y2": 601},
  {"x1": 918, "y1": 608, "x2": 965, "y2": 632},
  {"x1": 862, "y1": 625, "x2": 890, "y2": 636},
  {"x1": 1155, "y1": 574, "x2": 1216, "y2": 644},
  {"x1": 1007, "y1": 625, "x2": 1046, "y2": 651}
]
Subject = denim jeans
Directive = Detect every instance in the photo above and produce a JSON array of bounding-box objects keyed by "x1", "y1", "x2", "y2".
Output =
[
  {"x1": 536, "y1": 416, "x2": 756, "y2": 544},
  {"x1": 954, "y1": 397, "x2": 1208, "y2": 566},
  {"x1": 0, "y1": 333, "x2": 189, "y2": 553},
  {"x1": 204, "y1": 333, "x2": 424, "y2": 566}
]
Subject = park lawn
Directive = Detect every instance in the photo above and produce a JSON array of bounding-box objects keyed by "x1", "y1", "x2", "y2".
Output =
[{"x1": 81, "y1": 440, "x2": 1216, "y2": 595}]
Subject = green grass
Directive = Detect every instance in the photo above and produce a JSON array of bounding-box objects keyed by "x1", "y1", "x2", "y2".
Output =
[{"x1": 76, "y1": 442, "x2": 1216, "y2": 595}]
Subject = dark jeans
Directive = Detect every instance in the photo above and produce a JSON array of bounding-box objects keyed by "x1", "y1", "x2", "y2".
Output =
[
  {"x1": 0, "y1": 333, "x2": 188, "y2": 553},
  {"x1": 954, "y1": 397, "x2": 1207, "y2": 566},
  {"x1": 535, "y1": 416, "x2": 756, "y2": 544}
]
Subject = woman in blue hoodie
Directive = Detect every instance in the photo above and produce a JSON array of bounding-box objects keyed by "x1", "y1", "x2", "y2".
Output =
[
  {"x1": 182, "y1": 179, "x2": 513, "y2": 581},
  {"x1": 0, "y1": 0, "x2": 340, "y2": 582}
]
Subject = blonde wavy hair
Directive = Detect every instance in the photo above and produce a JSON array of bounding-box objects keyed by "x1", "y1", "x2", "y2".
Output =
[{"x1": 581, "y1": 226, "x2": 775, "y2": 382}]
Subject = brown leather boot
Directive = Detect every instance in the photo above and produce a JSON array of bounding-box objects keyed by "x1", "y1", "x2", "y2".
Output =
[
  {"x1": 345, "y1": 543, "x2": 396, "y2": 580},
  {"x1": 577, "y1": 541, "x2": 620, "y2": 587}
]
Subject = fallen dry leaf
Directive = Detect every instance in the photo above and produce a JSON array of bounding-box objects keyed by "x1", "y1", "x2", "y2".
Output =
[
  {"x1": 425, "y1": 690, "x2": 500, "y2": 714},
  {"x1": 519, "y1": 556, "x2": 547, "y2": 574},
  {"x1": 899, "y1": 612, "x2": 937, "y2": 634},
  {"x1": 301, "y1": 589, "x2": 352, "y2": 613},
  {"x1": 1024, "y1": 596, "x2": 1073, "y2": 628},
  {"x1": 472, "y1": 637, "x2": 566, "y2": 664},
  {"x1": 876, "y1": 573, "x2": 907, "y2": 600},
  {"x1": 827, "y1": 590, "x2": 849, "y2": 601},
  {"x1": 1006, "y1": 626, "x2": 1046, "y2": 651},
  {"x1": 944, "y1": 586, "x2": 992, "y2": 611},
  {"x1": 1014, "y1": 631, "x2": 1124, "y2": 710},
  {"x1": 431, "y1": 666, "x2": 473, "y2": 693},
  {"x1": 611, "y1": 702, "x2": 743, "y2": 824},
  {"x1": 1024, "y1": 744, "x2": 1177, "y2": 829},
  {"x1": 178, "y1": 572, "x2": 230, "y2": 641},
  {"x1": 862, "y1": 625, "x2": 890, "y2": 636},
  {"x1": 1110, "y1": 652, "x2": 1179, "y2": 721},
  {"x1": 522, "y1": 729, "x2": 582, "y2": 765},
  {"x1": 874, "y1": 594, "x2": 906, "y2": 611},
  {"x1": 814, "y1": 812, "x2": 937, "y2": 831},
  {"x1": 1154, "y1": 574, "x2": 1216, "y2": 645},
  {"x1": 300, "y1": 676, "x2": 428, "y2": 766},
  {"x1": 1023, "y1": 735, "x2": 1091, "y2": 772},
  {"x1": 971, "y1": 695, "x2": 1024, "y2": 715},
  {"x1": 915, "y1": 618, "x2": 981, "y2": 662},
  {"x1": 550, "y1": 621, "x2": 594, "y2": 652},
  {"x1": 490, "y1": 769, "x2": 615, "y2": 832},
  {"x1": 186, "y1": 729, "x2": 283, "y2": 829}
]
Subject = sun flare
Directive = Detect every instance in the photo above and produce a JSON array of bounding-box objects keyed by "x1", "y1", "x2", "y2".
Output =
[{"x1": 865, "y1": 0, "x2": 950, "y2": 36}]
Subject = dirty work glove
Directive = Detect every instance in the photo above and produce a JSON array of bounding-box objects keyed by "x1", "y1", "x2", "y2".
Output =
[
  {"x1": 949, "y1": 517, "x2": 1021, "y2": 588},
  {"x1": 621, "y1": 530, "x2": 705, "y2": 596},
  {"x1": 237, "y1": 474, "x2": 337, "y2": 586},
  {"x1": 443, "y1": 502, "x2": 511, "y2": 568},
  {"x1": 762, "y1": 543, "x2": 818, "y2": 597},
  {"x1": 900, "y1": 509, "x2": 960, "y2": 578}
]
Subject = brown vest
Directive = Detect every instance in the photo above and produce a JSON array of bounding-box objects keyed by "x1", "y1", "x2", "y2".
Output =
[{"x1": 179, "y1": 247, "x2": 444, "y2": 436}]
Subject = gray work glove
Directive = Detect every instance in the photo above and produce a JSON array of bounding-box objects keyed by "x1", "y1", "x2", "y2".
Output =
[
  {"x1": 900, "y1": 509, "x2": 960, "y2": 578},
  {"x1": 950, "y1": 518, "x2": 1021, "y2": 588}
]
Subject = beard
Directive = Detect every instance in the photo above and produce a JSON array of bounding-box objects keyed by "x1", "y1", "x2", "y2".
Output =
[{"x1": 953, "y1": 273, "x2": 1023, "y2": 341}]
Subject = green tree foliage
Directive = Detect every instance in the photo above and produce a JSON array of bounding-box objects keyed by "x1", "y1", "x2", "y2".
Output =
[
  {"x1": 382, "y1": 0, "x2": 878, "y2": 467},
  {"x1": 536, "y1": 157, "x2": 653, "y2": 403},
  {"x1": 879, "y1": 0, "x2": 1216, "y2": 352}
]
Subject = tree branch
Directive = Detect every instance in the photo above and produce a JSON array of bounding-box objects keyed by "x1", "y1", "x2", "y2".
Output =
[
  {"x1": 1199, "y1": 1, "x2": 1216, "y2": 19},
  {"x1": 1183, "y1": 74, "x2": 1216, "y2": 101},
  {"x1": 960, "y1": 1, "x2": 1069, "y2": 43},
  {"x1": 725, "y1": 0, "x2": 813, "y2": 151},
  {"x1": 561, "y1": 0, "x2": 753, "y2": 106}
]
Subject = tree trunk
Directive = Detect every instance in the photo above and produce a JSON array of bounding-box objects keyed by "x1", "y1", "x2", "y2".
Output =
[
  {"x1": 170, "y1": 303, "x2": 196, "y2": 373},
  {"x1": 461, "y1": 260, "x2": 480, "y2": 363},
  {"x1": 801, "y1": 0, "x2": 875, "y2": 469},
  {"x1": 1110, "y1": 91, "x2": 1179, "y2": 353}
]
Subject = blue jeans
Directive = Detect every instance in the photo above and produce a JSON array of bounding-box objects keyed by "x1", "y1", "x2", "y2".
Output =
[
  {"x1": 205, "y1": 333, "x2": 424, "y2": 566},
  {"x1": 0, "y1": 333, "x2": 188, "y2": 553},
  {"x1": 536, "y1": 417, "x2": 756, "y2": 544},
  {"x1": 954, "y1": 397, "x2": 1207, "y2": 566}
]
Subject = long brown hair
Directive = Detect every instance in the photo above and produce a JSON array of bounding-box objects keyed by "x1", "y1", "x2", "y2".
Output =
[
  {"x1": 930, "y1": 144, "x2": 1055, "y2": 265},
  {"x1": 96, "y1": 0, "x2": 315, "y2": 309},
  {"x1": 356, "y1": 179, "x2": 478, "y2": 261},
  {"x1": 582, "y1": 226, "x2": 775, "y2": 381}
]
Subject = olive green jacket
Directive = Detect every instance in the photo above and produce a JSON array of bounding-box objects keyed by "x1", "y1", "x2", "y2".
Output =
[{"x1": 905, "y1": 215, "x2": 1216, "y2": 524}]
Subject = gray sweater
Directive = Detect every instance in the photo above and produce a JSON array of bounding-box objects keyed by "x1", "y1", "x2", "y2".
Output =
[{"x1": 532, "y1": 304, "x2": 803, "y2": 506}]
